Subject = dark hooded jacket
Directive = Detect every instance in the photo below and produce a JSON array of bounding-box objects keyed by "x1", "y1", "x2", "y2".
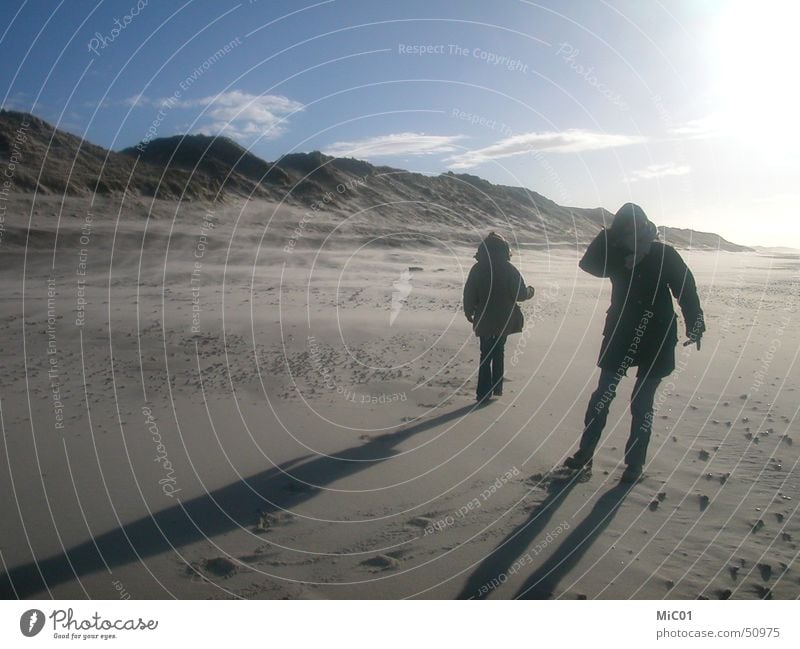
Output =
[
  {"x1": 580, "y1": 228, "x2": 704, "y2": 378},
  {"x1": 463, "y1": 233, "x2": 534, "y2": 337}
]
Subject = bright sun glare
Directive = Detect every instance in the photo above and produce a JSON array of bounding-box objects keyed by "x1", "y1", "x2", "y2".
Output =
[{"x1": 713, "y1": 0, "x2": 800, "y2": 150}]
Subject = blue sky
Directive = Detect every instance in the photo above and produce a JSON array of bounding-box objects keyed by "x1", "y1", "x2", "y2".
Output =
[{"x1": 2, "y1": 0, "x2": 798, "y2": 247}]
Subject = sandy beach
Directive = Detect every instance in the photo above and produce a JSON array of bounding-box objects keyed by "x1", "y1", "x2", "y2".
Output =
[{"x1": 1, "y1": 193, "x2": 798, "y2": 600}]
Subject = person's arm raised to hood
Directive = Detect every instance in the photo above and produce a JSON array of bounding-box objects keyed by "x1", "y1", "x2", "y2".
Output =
[{"x1": 579, "y1": 228, "x2": 626, "y2": 278}]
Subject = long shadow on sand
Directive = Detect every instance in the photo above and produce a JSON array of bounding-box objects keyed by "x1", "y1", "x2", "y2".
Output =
[
  {"x1": 513, "y1": 482, "x2": 632, "y2": 599},
  {"x1": 1, "y1": 403, "x2": 479, "y2": 599},
  {"x1": 456, "y1": 469, "x2": 584, "y2": 599}
]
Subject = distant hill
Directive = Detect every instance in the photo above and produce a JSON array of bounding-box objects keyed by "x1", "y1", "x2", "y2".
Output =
[
  {"x1": 1, "y1": 110, "x2": 752, "y2": 250},
  {"x1": 658, "y1": 227, "x2": 753, "y2": 252},
  {"x1": 0, "y1": 109, "x2": 220, "y2": 200},
  {"x1": 119, "y1": 133, "x2": 290, "y2": 196},
  {"x1": 752, "y1": 245, "x2": 800, "y2": 254}
]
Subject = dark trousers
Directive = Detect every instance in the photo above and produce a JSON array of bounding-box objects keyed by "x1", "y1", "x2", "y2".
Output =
[
  {"x1": 577, "y1": 369, "x2": 662, "y2": 467},
  {"x1": 477, "y1": 335, "x2": 507, "y2": 398}
]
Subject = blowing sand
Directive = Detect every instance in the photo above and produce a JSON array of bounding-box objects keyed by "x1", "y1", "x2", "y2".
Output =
[{"x1": 0, "y1": 194, "x2": 798, "y2": 599}]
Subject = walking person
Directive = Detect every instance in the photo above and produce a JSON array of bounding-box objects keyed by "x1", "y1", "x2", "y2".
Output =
[
  {"x1": 463, "y1": 232, "x2": 535, "y2": 404},
  {"x1": 564, "y1": 203, "x2": 705, "y2": 483}
]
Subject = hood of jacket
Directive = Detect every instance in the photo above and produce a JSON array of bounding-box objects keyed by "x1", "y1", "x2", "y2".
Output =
[{"x1": 474, "y1": 231, "x2": 511, "y2": 265}]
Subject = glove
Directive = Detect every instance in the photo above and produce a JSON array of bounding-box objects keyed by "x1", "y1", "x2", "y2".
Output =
[
  {"x1": 526, "y1": 285, "x2": 535, "y2": 300},
  {"x1": 685, "y1": 313, "x2": 705, "y2": 350},
  {"x1": 687, "y1": 312, "x2": 706, "y2": 340}
]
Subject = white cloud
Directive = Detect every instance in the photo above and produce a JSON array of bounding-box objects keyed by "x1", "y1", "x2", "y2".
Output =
[
  {"x1": 668, "y1": 113, "x2": 726, "y2": 139},
  {"x1": 4, "y1": 91, "x2": 44, "y2": 112},
  {"x1": 323, "y1": 132, "x2": 466, "y2": 158},
  {"x1": 179, "y1": 90, "x2": 304, "y2": 141},
  {"x1": 94, "y1": 89, "x2": 302, "y2": 143},
  {"x1": 624, "y1": 162, "x2": 691, "y2": 183},
  {"x1": 122, "y1": 93, "x2": 149, "y2": 107},
  {"x1": 445, "y1": 129, "x2": 646, "y2": 169},
  {"x1": 91, "y1": 94, "x2": 150, "y2": 109}
]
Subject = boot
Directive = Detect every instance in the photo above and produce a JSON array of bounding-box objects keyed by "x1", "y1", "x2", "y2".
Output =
[{"x1": 563, "y1": 452, "x2": 593, "y2": 471}]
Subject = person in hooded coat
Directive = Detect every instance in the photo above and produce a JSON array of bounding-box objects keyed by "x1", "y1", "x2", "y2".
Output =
[
  {"x1": 463, "y1": 232, "x2": 535, "y2": 403},
  {"x1": 564, "y1": 203, "x2": 706, "y2": 482}
]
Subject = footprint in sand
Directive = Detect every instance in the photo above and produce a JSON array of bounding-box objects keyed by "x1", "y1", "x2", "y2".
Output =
[
  {"x1": 525, "y1": 472, "x2": 547, "y2": 486},
  {"x1": 361, "y1": 553, "x2": 401, "y2": 571},
  {"x1": 191, "y1": 557, "x2": 239, "y2": 580},
  {"x1": 407, "y1": 515, "x2": 435, "y2": 529},
  {"x1": 753, "y1": 584, "x2": 772, "y2": 599},
  {"x1": 254, "y1": 510, "x2": 295, "y2": 533}
]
